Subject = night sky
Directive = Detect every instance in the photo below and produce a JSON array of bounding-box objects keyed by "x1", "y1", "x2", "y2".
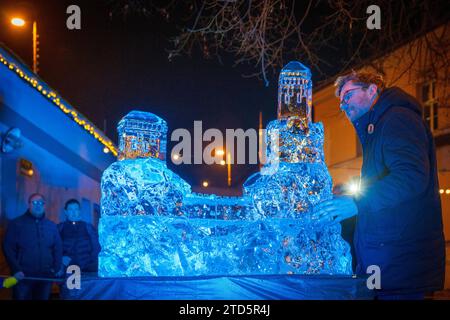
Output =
[
  {"x1": 2, "y1": 0, "x2": 444, "y2": 192},
  {"x1": 0, "y1": 0, "x2": 285, "y2": 192}
]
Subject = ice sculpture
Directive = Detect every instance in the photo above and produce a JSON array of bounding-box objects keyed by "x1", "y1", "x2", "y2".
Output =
[
  {"x1": 118, "y1": 111, "x2": 168, "y2": 161},
  {"x1": 98, "y1": 61, "x2": 352, "y2": 277},
  {"x1": 99, "y1": 111, "x2": 191, "y2": 276},
  {"x1": 277, "y1": 61, "x2": 313, "y2": 130}
]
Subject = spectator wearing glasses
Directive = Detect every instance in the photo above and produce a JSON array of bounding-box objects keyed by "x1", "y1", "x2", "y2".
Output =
[
  {"x1": 2, "y1": 193, "x2": 62, "y2": 300},
  {"x1": 313, "y1": 71, "x2": 445, "y2": 299}
]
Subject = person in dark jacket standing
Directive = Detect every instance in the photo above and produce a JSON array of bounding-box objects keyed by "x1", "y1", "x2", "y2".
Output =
[
  {"x1": 314, "y1": 71, "x2": 445, "y2": 299},
  {"x1": 58, "y1": 199, "x2": 100, "y2": 273},
  {"x1": 3, "y1": 193, "x2": 63, "y2": 300}
]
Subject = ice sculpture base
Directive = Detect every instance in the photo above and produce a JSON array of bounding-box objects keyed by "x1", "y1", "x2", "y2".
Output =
[
  {"x1": 99, "y1": 214, "x2": 352, "y2": 277},
  {"x1": 60, "y1": 273, "x2": 374, "y2": 300}
]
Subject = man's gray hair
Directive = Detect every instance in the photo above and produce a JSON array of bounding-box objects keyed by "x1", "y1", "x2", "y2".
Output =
[
  {"x1": 334, "y1": 70, "x2": 385, "y2": 97},
  {"x1": 28, "y1": 193, "x2": 45, "y2": 203}
]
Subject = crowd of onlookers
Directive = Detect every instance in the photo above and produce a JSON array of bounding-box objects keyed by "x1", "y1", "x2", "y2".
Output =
[{"x1": 1, "y1": 193, "x2": 100, "y2": 300}]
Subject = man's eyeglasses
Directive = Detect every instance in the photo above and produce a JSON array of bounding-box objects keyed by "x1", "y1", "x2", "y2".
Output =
[
  {"x1": 340, "y1": 87, "x2": 363, "y2": 110},
  {"x1": 31, "y1": 200, "x2": 45, "y2": 206}
]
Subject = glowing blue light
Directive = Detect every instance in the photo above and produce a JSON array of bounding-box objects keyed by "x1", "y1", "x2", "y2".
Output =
[{"x1": 347, "y1": 181, "x2": 361, "y2": 195}]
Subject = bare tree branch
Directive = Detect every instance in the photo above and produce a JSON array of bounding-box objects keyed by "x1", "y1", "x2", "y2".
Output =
[{"x1": 108, "y1": 0, "x2": 449, "y2": 88}]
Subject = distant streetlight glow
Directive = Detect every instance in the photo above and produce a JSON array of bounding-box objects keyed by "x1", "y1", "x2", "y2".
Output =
[
  {"x1": 103, "y1": 147, "x2": 110, "y2": 154},
  {"x1": 202, "y1": 181, "x2": 209, "y2": 188},
  {"x1": 227, "y1": 151, "x2": 231, "y2": 187},
  {"x1": 172, "y1": 154, "x2": 179, "y2": 161},
  {"x1": 446, "y1": 189, "x2": 450, "y2": 195},
  {"x1": 220, "y1": 159, "x2": 226, "y2": 166},
  {"x1": 215, "y1": 149, "x2": 225, "y2": 156},
  {"x1": 11, "y1": 17, "x2": 26, "y2": 27}
]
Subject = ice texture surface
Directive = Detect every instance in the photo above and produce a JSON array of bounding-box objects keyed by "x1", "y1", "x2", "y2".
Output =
[
  {"x1": 265, "y1": 121, "x2": 326, "y2": 166},
  {"x1": 99, "y1": 215, "x2": 351, "y2": 277},
  {"x1": 100, "y1": 157, "x2": 190, "y2": 216},
  {"x1": 99, "y1": 133, "x2": 353, "y2": 277}
]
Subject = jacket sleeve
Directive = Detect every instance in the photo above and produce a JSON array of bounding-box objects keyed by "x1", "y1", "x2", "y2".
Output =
[
  {"x1": 87, "y1": 224, "x2": 101, "y2": 259},
  {"x1": 2, "y1": 221, "x2": 22, "y2": 274},
  {"x1": 354, "y1": 110, "x2": 430, "y2": 214},
  {"x1": 52, "y1": 225, "x2": 63, "y2": 274}
]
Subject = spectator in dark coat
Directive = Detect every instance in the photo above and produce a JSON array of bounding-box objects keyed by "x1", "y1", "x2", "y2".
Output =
[
  {"x1": 314, "y1": 71, "x2": 445, "y2": 299},
  {"x1": 58, "y1": 199, "x2": 100, "y2": 273},
  {"x1": 3, "y1": 193, "x2": 63, "y2": 300}
]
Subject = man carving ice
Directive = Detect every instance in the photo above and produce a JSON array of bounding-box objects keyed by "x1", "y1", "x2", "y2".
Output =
[{"x1": 313, "y1": 70, "x2": 445, "y2": 300}]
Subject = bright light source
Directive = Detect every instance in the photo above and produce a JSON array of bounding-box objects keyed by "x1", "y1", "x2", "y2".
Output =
[
  {"x1": 446, "y1": 189, "x2": 450, "y2": 195},
  {"x1": 347, "y1": 181, "x2": 360, "y2": 195},
  {"x1": 440, "y1": 189, "x2": 445, "y2": 194},
  {"x1": 103, "y1": 147, "x2": 110, "y2": 154},
  {"x1": 172, "y1": 154, "x2": 179, "y2": 161},
  {"x1": 220, "y1": 160, "x2": 226, "y2": 166},
  {"x1": 11, "y1": 18, "x2": 26, "y2": 27},
  {"x1": 215, "y1": 149, "x2": 225, "y2": 156},
  {"x1": 202, "y1": 181, "x2": 209, "y2": 187}
]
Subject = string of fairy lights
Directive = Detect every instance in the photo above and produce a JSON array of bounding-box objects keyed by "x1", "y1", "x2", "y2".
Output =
[{"x1": 0, "y1": 52, "x2": 118, "y2": 156}]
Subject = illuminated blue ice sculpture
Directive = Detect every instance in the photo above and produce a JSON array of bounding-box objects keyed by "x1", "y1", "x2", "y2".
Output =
[
  {"x1": 99, "y1": 111, "x2": 191, "y2": 276},
  {"x1": 243, "y1": 61, "x2": 352, "y2": 274},
  {"x1": 99, "y1": 62, "x2": 352, "y2": 277}
]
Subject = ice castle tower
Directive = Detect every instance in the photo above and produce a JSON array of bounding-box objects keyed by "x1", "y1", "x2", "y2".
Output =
[
  {"x1": 277, "y1": 60, "x2": 313, "y2": 122},
  {"x1": 98, "y1": 111, "x2": 191, "y2": 276},
  {"x1": 118, "y1": 111, "x2": 168, "y2": 161},
  {"x1": 242, "y1": 61, "x2": 352, "y2": 273}
]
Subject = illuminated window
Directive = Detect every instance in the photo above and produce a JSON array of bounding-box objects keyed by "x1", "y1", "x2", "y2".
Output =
[{"x1": 420, "y1": 81, "x2": 438, "y2": 131}]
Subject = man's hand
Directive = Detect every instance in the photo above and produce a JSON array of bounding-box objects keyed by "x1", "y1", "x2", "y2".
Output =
[
  {"x1": 62, "y1": 256, "x2": 72, "y2": 266},
  {"x1": 313, "y1": 196, "x2": 358, "y2": 224},
  {"x1": 13, "y1": 271, "x2": 25, "y2": 281},
  {"x1": 55, "y1": 268, "x2": 65, "y2": 278},
  {"x1": 3, "y1": 271, "x2": 25, "y2": 288}
]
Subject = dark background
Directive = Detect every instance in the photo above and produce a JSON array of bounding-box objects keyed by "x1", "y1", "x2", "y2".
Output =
[
  {"x1": 2, "y1": 0, "x2": 446, "y2": 191},
  {"x1": 0, "y1": 0, "x2": 285, "y2": 191}
]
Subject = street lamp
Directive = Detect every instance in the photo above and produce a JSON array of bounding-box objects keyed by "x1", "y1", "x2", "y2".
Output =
[
  {"x1": 11, "y1": 17, "x2": 25, "y2": 27},
  {"x1": 214, "y1": 148, "x2": 232, "y2": 187},
  {"x1": 10, "y1": 16, "x2": 39, "y2": 74},
  {"x1": 226, "y1": 151, "x2": 231, "y2": 187}
]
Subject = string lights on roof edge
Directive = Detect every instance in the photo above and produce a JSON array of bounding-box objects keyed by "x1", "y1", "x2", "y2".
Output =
[{"x1": 0, "y1": 53, "x2": 118, "y2": 156}]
